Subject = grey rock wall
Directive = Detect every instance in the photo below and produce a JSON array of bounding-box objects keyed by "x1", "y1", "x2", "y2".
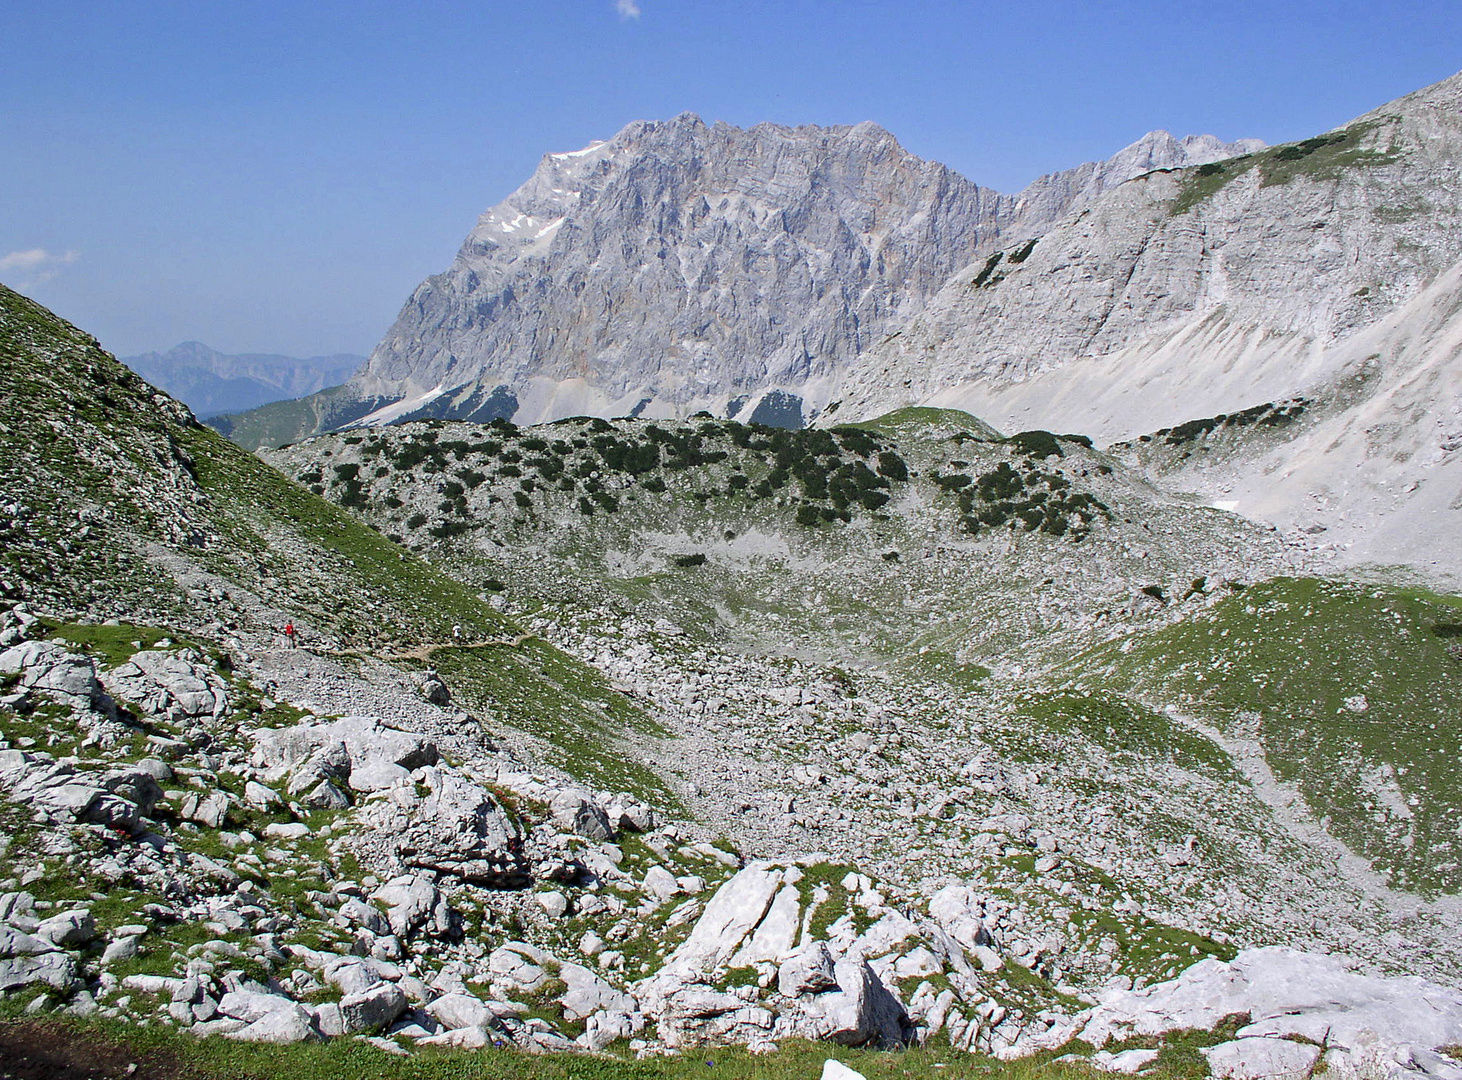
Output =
[{"x1": 342, "y1": 116, "x2": 1256, "y2": 428}]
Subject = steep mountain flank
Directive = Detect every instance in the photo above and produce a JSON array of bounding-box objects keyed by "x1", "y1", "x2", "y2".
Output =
[
  {"x1": 0, "y1": 283, "x2": 675, "y2": 799},
  {"x1": 222, "y1": 119, "x2": 1256, "y2": 448},
  {"x1": 835, "y1": 72, "x2": 1462, "y2": 583}
]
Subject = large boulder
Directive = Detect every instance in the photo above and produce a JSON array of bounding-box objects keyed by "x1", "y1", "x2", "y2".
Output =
[
  {"x1": 1202, "y1": 1037, "x2": 1323, "y2": 1080},
  {"x1": 779, "y1": 941, "x2": 839, "y2": 996},
  {"x1": 489, "y1": 943, "x2": 554, "y2": 994},
  {"x1": 426, "y1": 993, "x2": 493, "y2": 1031},
  {"x1": 99, "y1": 768, "x2": 165, "y2": 817},
  {"x1": 927, "y1": 885, "x2": 994, "y2": 952},
  {"x1": 580, "y1": 1010, "x2": 645, "y2": 1051},
  {"x1": 397, "y1": 770, "x2": 527, "y2": 885},
  {"x1": 653, "y1": 864, "x2": 797, "y2": 981},
  {"x1": 340, "y1": 983, "x2": 408, "y2": 1034},
  {"x1": 557, "y1": 962, "x2": 636, "y2": 1022},
  {"x1": 370, "y1": 875, "x2": 452, "y2": 938},
  {"x1": 224, "y1": 1003, "x2": 319, "y2": 1044},
  {"x1": 219, "y1": 990, "x2": 301, "y2": 1024},
  {"x1": 550, "y1": 790, "x2": 615, "y2": 841},
  {"x1": 285, "y1": 740, "x2": 351, "y2": 797},
  {"x1": 252, "y1": 716, "x2": 437, "y2": 793},
  {"x1": 0, "y1": 642, "x2": 106, "y2": 712},
  {"x1": 811, "y1": 960, "x2": 913, "y2": 1048},
  {"x1": 34, "y1": 910, "x2": 95, "y2": 948},
  {"x1": 0, "y1": 751, "x2": 146, "y2": 833},
  {"x1": 103, "y1": 648, "x2": 228, "y2": 720},
  {"x1": 0, "y1": 952, "x2": 79, "y2": 992},
  {"x1": 1027, "y1": 947, "x2": 1462, "y2": 1078}
]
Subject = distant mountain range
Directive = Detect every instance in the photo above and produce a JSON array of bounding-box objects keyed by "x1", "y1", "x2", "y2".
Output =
[{"x1": 120, "y1": 341, "x2": 363, "y2": 419}]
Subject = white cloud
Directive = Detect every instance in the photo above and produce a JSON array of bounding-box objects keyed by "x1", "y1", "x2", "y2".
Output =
[
  {"x1": 615, "y1": 0, "x2": 641, "y2": 18},
  {"x1": 0, "y1": 248, "x2": 78, "y2": 287}
]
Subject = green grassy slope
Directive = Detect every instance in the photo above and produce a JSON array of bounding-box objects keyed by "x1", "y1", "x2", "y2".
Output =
[
  {"x1": 0, "y1": 283, "x2": 678, "y2": 807},
  {"x1": 207, "y1": 382, "x2": 387, "y2": 451},
  {"x1": 1076, "y1": 577, "x2": 1462, "y2": 892}
]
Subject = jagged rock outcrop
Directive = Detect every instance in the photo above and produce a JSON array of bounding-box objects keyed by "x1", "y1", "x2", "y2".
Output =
[{"x1": 244, "y1": 117, "x2": 1253, "y2": 442}]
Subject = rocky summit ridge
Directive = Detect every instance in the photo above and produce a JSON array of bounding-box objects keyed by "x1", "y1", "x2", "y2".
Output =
[
  {"x1": 4, "y1": 280, "x2": 1462, "y2": 1077},
  {"x1": 220, "y1": 115, "x2": 1257, "y2": 446}
]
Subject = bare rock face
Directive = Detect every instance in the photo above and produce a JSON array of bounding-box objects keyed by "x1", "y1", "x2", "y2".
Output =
[
  {"x1": 395, "y1": 770, "x2": 528, "y2": 886},
  {"x1": 1020, "y1": 947, "x2": 1462, "y2": 1079},
  {"x1": 836, "y1": 70, "x2": 1462, "y2": 583},
  {"x1": 332, "y1": 116, "x2": 1256, "y2": 432}
]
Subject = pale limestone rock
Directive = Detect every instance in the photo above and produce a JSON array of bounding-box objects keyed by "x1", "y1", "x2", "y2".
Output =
[
  {"x1": 340, "y1": 983, "x2": 407, "y2": 1034},
  {"x1": 1092, "y1": 1048, "x2": 1162, "y2": 1073},
  {"x1": 557, "y1": 961, "x2": 635, "y2": 1021},
  {"x1": 778, "y1": 940, "x2": 838, "y2": 997},
  {"x1": 1024, "y1": 947, "x2": 1462, "y2": 1077},
  {"x1": 1202, "y1": 1039, "x2": 1321, "y2": 1080},
  {"x1": 812, "y1": 960, "x2": 912, "y2": 1048},
  {"x1": 426, "y1": 993, "x2": 492, "y2": 1031},
  {"x1": 729, "y1": 881, "x2": 801, "y2": 966},
  {"x1": 304, "y1": 116, "x2": 1253, "y2": 434}
]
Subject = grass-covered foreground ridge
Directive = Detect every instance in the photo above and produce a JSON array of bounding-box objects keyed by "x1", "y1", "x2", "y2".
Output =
[
  {"x1": 1076, "y1": 576, "x2": 1462, "y2": 893},
  {"x1": 0, "y1": 282, "x2": 683, "y2": 814}
]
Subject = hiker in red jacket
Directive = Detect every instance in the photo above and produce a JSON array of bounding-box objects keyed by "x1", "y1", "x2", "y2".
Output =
[{"x1": 283, "y1": 622, "x2": 298, "y2": 649}]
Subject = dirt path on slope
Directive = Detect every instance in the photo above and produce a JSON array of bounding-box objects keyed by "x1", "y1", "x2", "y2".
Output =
[{"x1": 310, "y1": 632, "x2": 538, "y2": 663}]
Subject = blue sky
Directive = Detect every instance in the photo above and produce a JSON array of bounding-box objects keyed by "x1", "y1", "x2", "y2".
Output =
[{"x1": 2, "y1": 0, "x2": 1458, "y2": 359}]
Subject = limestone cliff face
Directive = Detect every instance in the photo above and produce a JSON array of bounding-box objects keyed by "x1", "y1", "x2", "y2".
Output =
[
  {"x1": 346, "y1": 115, "x2": 1255, "y2": 428},
  {"x1": 832, "y1": 71, "x2": 1462, "y2": 584},
  {"x1": 836, "y1": 72, "x2": 1462, "y2": 432}
]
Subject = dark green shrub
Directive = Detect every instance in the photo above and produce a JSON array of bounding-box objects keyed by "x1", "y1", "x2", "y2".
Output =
[
  {"x1": 972, "y1": 250, "x2": 1004, "y2": 287},
  {"x1": 876, "y1": 451, "x2": 908, "y2": 481},
  {"x1": 673, "y1": 553, "x2": 707, "y2": 567},
  {"x1": 1006, "y1": 430, "x2": 1064, "y2": 459},
  {"x1": 1008, "y1": 238, "x2": 1039, "y2": 263}
]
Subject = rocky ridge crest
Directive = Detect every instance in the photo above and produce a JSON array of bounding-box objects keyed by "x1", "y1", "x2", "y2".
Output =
[{"x1": 243, "y1": 118, "x2": 1256, "y2": 443}]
